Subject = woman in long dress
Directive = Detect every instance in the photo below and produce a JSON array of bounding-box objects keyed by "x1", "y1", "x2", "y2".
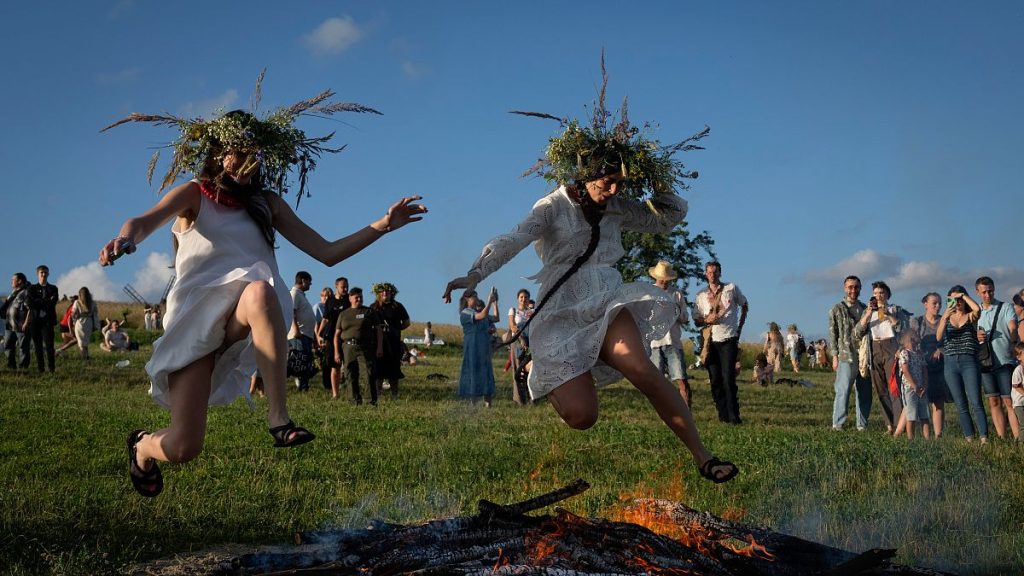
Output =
[
  {"x1": 444, "y1": 70, "x2": 737, "y2": 483},
  {"x1": 71, "y1": 287, "x2": 100, "y2": 359},
  {"x1": 100, "y1": 84, "x2": 427, "y2": 497},
  {"x1": 458, "y1": 290, "x2": 498, "y2": 406}
]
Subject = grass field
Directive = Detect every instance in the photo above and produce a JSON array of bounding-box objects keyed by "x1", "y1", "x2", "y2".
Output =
[{"x1": 1, "y1": 319, "x2": 1021, "y2": 575}]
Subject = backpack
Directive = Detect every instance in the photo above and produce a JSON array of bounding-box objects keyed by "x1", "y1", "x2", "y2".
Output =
[{"x1": 795, "y1": 336, "x2": 807, "y2": 356}]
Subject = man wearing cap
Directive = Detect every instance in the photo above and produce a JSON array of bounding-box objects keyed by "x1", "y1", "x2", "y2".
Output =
[
  {"x1": 693, "y1": 261, "x2": 748, "y2": 424},
  {"x1": 648, "y1": 261, "x2": 692, "y2": 406}
]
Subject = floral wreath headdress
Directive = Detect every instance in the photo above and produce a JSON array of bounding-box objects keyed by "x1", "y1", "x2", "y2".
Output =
[
  {"x1": 511, "y1": 53, "x2": 708, "y2": 203},
  {"x1": 100, "y1": 69, "x2": 381, "y2": 209},
  {"x1": 372, "y1": 282, "x2": 398, "y2": 296}
]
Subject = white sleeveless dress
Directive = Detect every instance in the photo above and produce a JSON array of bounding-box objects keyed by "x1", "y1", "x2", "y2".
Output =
[
  {"x1": 146, "y1": 188, "x2": 292, "y2": 408},
  {"x1": 468, "y1": 186, "x2": 688, "y2": 399}
]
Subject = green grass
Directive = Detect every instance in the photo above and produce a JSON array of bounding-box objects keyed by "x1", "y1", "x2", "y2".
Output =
[{"x1": 1, "y1": 335, "x2": 1021, "y2": 575}]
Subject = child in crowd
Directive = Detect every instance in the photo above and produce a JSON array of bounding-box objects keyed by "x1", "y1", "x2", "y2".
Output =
[
  {"x1": 815, "y1": 339, "x2": 829, "y2": 370},
  {"x1": 896, "y1": 329, "x2": 930, "y2": 439},
  {"x1": 752, "y1": 352, "x2": 774, "y2": 386},
  {"x1": 1011, "y1": 342, "x2": 1024, "y2": 432}
]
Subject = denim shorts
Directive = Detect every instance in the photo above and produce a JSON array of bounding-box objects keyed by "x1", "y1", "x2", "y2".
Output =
[
  {"x1": 651, "y1": 345, "x2": 688, "y2": 381},
  {"x1": 981, "y1": 364, "x2": 1013, "y2": 398}
]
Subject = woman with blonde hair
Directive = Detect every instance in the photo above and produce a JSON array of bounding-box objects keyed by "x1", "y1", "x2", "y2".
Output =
[
  {"x1": 763, "y1": 322, "x2": 784, "y2": 373},
  {"x1": 71, "y1": 287, "x2": 100, "y2": 359}
]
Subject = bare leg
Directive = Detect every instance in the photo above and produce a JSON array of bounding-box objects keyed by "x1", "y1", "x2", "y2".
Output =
[
  {"x1": 894, "y1": 410, "x2": 907, "y2": 437},
  {"x1": 600, "y1": 310, "x2": 712, "y2": 467},
  {"x1": 1003, "y1": 397, "x2": 1020, "y2": 440},
  {"x1": 930, "y1": 402, "x2": 944, "y2": 437},
  {"x1": 675, "y1": 378, "x2": 691, "y2": 406},
  {"x1": 988, "y1": 396, "x2": 1007, "y2": 439},
  {"x1": 223, "y1": 281, "x2": 291, "y2": 429},
  {"x1": 906, "y1": 418, "x2": 914, "y2": 440},
  {"x1": 135, "y1": 353, "x2": 214, "y2": 468},
  {"x1": 547, "y1": 372, "x2": 599, "y2": 430}
]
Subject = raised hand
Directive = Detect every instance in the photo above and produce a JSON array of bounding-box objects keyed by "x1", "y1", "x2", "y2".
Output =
[
  {"x1": 378, "y1": 196, "x2": 428, "y2": 232},
  {"x1": 443, "y1": 273, "x2": 480, "y2": 304},
  {"x1": 99, "y1": 236, "x2": 136, "y2": 266}
]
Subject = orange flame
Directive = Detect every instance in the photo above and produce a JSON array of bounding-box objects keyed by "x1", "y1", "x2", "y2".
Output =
[
  {"x1": 723, "y1": 534, "x2": 776, "y2": 561},
  {"x1": 492, "y1": 547, "x2": 510, "y2": 572}
]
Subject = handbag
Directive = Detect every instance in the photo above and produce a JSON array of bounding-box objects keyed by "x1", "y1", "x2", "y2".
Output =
[
  {"x1": 888, "y1": 354, "x2": 901, "y2": 397},
  {"x1": 857, "y1": 335, "x2": 871, "y2": 379},
  {"x1": 699, "y1": 325, "x2": 712, "y2": 365},
  {"x1": 286, "y1": 338, "x2": 316, "y2": 378},
  {"x1": 976, "y1": 302, "x2": 1002, "y2": 374}
]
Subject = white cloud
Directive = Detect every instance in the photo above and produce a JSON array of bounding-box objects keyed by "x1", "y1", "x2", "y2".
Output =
[
  {"x1": 179, "y1": 89, "x2": 239, "y2": 119},
  {"x1": 305, "y1": 16, "x2": 364, "y2": 55},
  {"x1": 801, "y1": 250, "x2": 1024, "y2": 300},
  {"x1": 54, "y1": 263, "x2": 119, "y2": 302},
  {"x1": 131, "y1": 252, "x2": 175, "y2": 303},
  {"x1": 401, "y1": 61, "x2": 430, "y2": 79},
  {"x1": 800, "y1": 249, "x2": 902, "y2": 291}
]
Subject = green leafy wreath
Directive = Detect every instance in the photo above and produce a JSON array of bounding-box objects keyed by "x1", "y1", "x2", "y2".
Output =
[
  {"x1": 511, "y1": 53, "x2": 708, "y2": 202},
  {"x1": 101, "y1": 69, "x2": 381, "y2": 208}
]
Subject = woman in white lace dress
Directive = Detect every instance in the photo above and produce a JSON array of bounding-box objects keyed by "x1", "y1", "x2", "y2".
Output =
[
  {"x1": 443, "y1": 78, "x2": 737, "y2": 483},
  {"x1": 100, "y1": 89, "x2": 427, "y2": 497}
]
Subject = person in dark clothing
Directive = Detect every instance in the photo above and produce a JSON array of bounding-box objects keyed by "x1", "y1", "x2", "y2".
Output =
[
  {"x1": 371, "y1": 281, "x2": 410, "y2": 400},
  {"x1": 28, "y1": 265, "x2": 59, "y2": 372},
  {"x1": 333, "y1": 288, "x2": 382, "y2": 405}
]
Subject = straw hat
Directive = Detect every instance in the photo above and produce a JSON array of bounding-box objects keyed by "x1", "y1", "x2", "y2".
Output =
[{"x1": 648, "y1": 260, "x2": 678, "y2": 281}]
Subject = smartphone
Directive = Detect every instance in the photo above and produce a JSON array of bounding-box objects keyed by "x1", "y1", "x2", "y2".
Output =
[
  {"x1": 869, "y1": 296, "x2": 878, "y2": 308},
  {"x1": 946, "y1": 297, "x2": 956, "y2": 308}
]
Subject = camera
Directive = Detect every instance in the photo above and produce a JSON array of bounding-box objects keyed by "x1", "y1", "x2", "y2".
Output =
[{"x1": 869, "y1": 296, "x2": 878, "y2": 308}]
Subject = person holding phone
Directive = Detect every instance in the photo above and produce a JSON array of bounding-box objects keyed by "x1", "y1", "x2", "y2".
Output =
[
  {"x1": 858, "y1": 281, "x2": 910, "y2": 434},
  {"x1": 935, "y1": 286, "x2": 986, "y2": 442}
]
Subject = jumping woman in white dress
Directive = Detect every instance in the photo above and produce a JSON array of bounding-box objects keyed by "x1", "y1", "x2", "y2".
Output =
[
  {"x1": 100, "y1": 84, "x2": 427, "y2": 497},
  {"x1": 443, "y1": 63, "x2": 737, "y2": 484}
]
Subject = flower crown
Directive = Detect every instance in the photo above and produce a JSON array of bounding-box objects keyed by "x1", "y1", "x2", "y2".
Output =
[
  {"x1": 372, "y1": 282, "x2": 398, "y2": 296},
  {"x1": 512, "y1": 54, "x2": 708, "y2": 201},
  {"x1": 100, "y1": 69, "x2": 381, "y2": 208}
]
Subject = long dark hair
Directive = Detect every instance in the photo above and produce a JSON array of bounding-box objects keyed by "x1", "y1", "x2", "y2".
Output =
[
  {"x1": 199, "y1": 110, "x2": 276, "y2": 248},
  {"x1": 504, "y1": 181, "x2": 605, "y2": 346}
]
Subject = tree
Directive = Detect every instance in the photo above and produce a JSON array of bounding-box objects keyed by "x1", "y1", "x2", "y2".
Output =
[{"x1": 616, "y1": 225, "x2": 716, "y2": 321}]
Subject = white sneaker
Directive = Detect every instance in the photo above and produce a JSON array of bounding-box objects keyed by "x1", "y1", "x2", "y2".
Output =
[{"x1": 382, "y1": 382, "x2": 391, "y2": 390}]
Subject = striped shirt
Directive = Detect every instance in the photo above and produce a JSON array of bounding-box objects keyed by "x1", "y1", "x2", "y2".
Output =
[{"x1": 942, "y1": 320, "x2": 978, "y2": 357}]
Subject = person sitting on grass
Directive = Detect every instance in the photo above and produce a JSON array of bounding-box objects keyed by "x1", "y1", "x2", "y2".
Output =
[
  {"x1": 101, "y1": 320, "x2": 132, "y2": 352},
  {"x1": 752, "y1": 352, "x2": 774, "y2": 387},
  {"x1": 99, "y1": 78, "x2": 427, "y2": 498}
]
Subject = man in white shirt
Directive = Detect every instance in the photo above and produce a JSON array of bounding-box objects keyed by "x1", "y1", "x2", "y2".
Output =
[
  {"x1": 648, "y1": 261, "x2": 692, "y2": 406},
  {"x1": 289, "y1": 271, "x2": 316, "y2": 391},
  {"x1": 693, "y1": 261, "x2": 748, "y2": 424}
]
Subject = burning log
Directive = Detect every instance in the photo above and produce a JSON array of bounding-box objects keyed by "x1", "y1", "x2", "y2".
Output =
[{"x1": 218, "y1": 480, "x2": 953, "y2": 576}]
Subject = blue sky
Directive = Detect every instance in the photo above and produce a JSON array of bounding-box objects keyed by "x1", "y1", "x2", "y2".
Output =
[{"x1": 2, "y1": 1, "x2": 1021, "y2": 342}]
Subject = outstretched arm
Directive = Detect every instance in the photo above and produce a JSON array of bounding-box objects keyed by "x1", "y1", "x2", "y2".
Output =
[
  {"x1": 99, "y1": 181, "x2": 201, "y2": 265},
  {"x1": 272, "y1": 194, "x2": 427, "y2": 267},
  {"x1": 444, "y1": 194, "x2": 554, "y2": 303}
]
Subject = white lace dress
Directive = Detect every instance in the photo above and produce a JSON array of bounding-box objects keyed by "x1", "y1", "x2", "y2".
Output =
[
  {"x1": 468, "y1": 186, "x2": 688, "y2": 399},
  {"x1": 146, "y1": 189, "x2": 293, "y2": 408}
]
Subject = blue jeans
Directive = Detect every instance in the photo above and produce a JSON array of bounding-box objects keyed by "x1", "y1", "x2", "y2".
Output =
[
  {"x1": 833, "y1": 361, "x2": 872, "y2": 429},
  {"x1": 944, "y1": 353, "x2": 988, "y2": 439}
]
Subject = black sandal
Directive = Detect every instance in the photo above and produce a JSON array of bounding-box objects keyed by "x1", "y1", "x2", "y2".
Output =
[
  {"x1": 269, "y1": 420, "x2": 315, "y2": 448},
  {"x1": 127, "y1": 429, "x2": 163, "y2": 498},
  {"x1": 699, "y1": 456, "x2": 739, "y2": 484}
]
